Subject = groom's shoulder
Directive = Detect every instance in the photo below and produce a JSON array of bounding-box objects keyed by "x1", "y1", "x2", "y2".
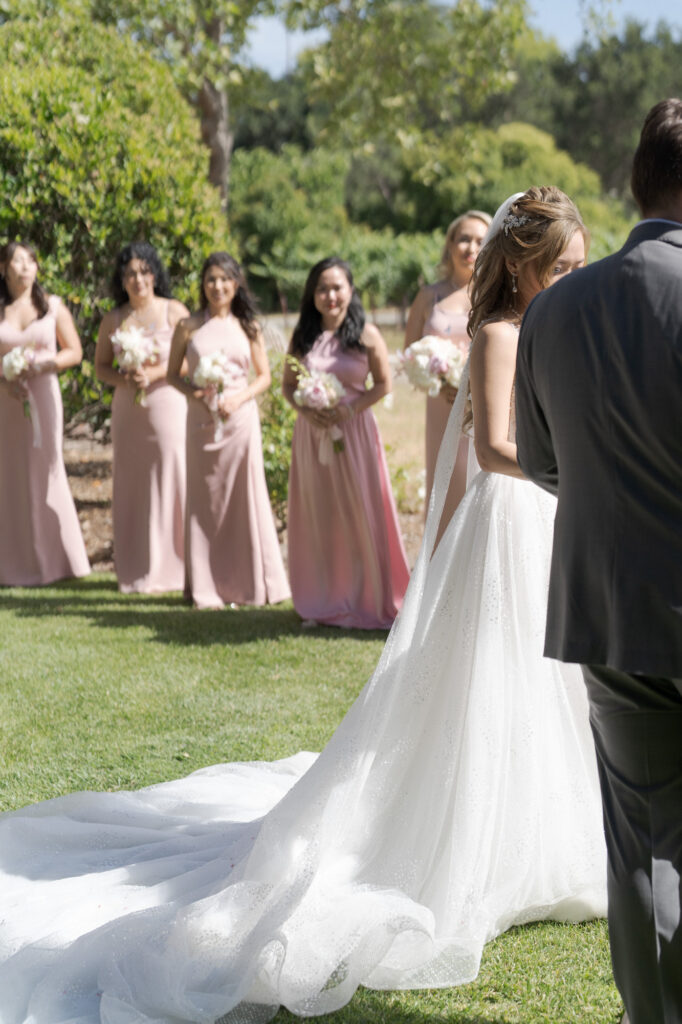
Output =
[{"x1": 525, "y1": 221, "x2": 682, "y2": 326}]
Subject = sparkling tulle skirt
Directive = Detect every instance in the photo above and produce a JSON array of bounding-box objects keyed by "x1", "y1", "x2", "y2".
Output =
[{"x1": 0, "y1": 374, "x2": 606, "y2": 1023}]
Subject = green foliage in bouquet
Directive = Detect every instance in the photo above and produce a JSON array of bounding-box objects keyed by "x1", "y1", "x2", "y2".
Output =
[{"x1": 0, "y1": 15, "x2": 228, "y2": 429}]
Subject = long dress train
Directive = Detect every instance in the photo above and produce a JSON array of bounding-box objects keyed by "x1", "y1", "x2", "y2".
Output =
[{"x1": 0, "y1": 363, "x2": 606, "y2": 1023}]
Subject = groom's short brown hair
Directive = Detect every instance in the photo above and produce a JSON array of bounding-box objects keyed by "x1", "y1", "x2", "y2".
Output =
[{"x1": 631, "y1": 98, "x2": 682, "y2": 214}]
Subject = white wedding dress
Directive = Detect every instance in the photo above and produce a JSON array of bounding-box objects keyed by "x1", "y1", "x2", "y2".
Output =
[{"x1": 0, "y1": 362, "x2": 606, "y2": 1024}]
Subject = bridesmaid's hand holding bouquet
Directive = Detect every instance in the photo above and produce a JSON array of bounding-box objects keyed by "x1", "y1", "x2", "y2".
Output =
[
  {"x1": 111, "y1": 325, "x2": 159, "y2": 405},
  {"x1": 288, "y1": 356, "x2": 347, "y2": 463},
  {"x1": 193, "y1": 350, "x2": 238, "y2": 441},
  {"x1": 2, "y1": 346, "x2": 42, "y2": 446}
]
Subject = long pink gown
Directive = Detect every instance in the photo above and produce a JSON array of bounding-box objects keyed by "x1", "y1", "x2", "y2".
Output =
[
  {"x1": 185, "y1": 315, "x2": 290, "y2": 609},
  {"x1": 288, "y1": 331, "x2": 409, "y2": 629},
  {"x1": 110, "y1": 301, "x2": 186, "y2": 593},
  {"x1": 423, "y1": 302, "x2": 471, "y2": 517},
  {"x1": 0, "y1": 296, "x2": 90, "y2": 585}
]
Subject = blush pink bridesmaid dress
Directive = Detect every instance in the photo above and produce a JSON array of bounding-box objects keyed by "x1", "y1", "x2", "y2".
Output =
[
  {"x1": 0, "y1": 296, "x2": 90, "y2": 585},
  {"x1": 423, "y1": 301, "x2": 471, "y2": 518},
  {"x1": 110, "y1": 301, "x2": 186, "y2": 593},
  {"x1": 287, "y1": 331, "x2": 409, "y2": 629},
  {"x1": 184, "y1": 315, "x2": 290, "y2": 609}
]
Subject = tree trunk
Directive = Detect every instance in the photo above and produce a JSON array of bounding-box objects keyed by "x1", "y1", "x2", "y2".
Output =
[{"x1": 198, "y1": 78, "x2": 234, "y2": 214}]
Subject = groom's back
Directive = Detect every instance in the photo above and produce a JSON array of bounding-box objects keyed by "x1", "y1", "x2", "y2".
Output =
[{"x1": 518, "y1": 223, "x2": 682, "y2": 674}]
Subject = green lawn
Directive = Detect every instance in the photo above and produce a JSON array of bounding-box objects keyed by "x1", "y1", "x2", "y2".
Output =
[{"x1": 0, "y1": 575, "x2": 622, "y2": 1023}]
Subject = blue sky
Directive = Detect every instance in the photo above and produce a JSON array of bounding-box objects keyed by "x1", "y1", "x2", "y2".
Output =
[{"x1": 245, "y1": 0, "x2": 682, "y2": 78}]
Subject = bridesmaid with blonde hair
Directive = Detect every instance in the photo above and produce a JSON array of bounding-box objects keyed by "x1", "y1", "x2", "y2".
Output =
[
  {"x1": 96, "y1": 242, "x2": 189, "y2": 593},
  {"x1": 404, "y1": 209, "x2": 490, "y2": 516},
  {"x1": 168, "y1": 252, "x2": 289, "y2": 609}
]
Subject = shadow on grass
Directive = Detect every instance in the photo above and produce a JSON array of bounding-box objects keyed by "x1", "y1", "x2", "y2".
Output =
[{"x1": 0, "y1": 576, "x2": 391, "y2": 646}]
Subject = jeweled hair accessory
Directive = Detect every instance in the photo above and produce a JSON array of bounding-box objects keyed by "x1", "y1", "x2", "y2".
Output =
[
  {"x1": 480, "y1": 191, "x2": 526, "y2": 249},
  {"x1": 502, "y1": 212, "x2": 531, "y2": 234}
]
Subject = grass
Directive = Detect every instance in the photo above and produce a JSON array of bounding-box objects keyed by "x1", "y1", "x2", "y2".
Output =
[{"x1": 0, "y1": 576, "x2": 623, "y2": 1023}]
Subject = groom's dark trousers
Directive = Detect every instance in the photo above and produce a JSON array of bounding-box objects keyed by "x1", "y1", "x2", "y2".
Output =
[
  {"x1": 583, "y1": 665, "x2": 682, "y2": 1023},
  {"x1": 515, "y1": 220, "x2": 682, "y2": 1024}
]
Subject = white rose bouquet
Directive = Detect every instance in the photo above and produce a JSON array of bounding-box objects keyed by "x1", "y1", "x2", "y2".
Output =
[
  {"x1": 193, "y1": 350, "x2": 237, "y2": 442},
  {"x1": 110, "y1": 325, "x2": 159, "y2": 405},
  {"x1": 288, "y1": 356, "x2": 347, "y2": 464},
  {"x1": 397, "y1": 335, "x2": 467, "y2": 397},
  {"x1": 2, "y1": 346, "x2": 41, "y2": 446}
]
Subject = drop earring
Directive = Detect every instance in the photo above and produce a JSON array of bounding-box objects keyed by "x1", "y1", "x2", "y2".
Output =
[{"x1": 511, "y1": 273, "x2": 518, "y2": 294}]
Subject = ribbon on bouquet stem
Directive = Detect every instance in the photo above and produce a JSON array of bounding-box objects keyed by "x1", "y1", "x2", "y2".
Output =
[
  {"x1": 318, "y1": 425, "x2": 344, "y2": 465},
  {"x1": 26, "y1": 391, "x2": 42, "y2": 449},
  {"x1": 203, "y1": 388, "x2": 227, "y2": 443}
]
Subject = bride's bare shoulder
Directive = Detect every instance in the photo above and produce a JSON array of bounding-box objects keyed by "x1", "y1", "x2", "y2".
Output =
[
  {"x1": 474, "y1": 317, "x2": 519, "y2": 343},
  {"x1": 471, "y1": 317, "x2": 519, "y2": 362}
]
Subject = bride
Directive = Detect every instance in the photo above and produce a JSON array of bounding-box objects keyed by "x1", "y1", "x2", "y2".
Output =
[{"x1": 0, "y1": 188, "x2": 606, "y2": 1024}]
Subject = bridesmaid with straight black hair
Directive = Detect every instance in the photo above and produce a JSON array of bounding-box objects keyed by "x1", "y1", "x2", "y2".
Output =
[{"x1": 282, "y1": 256, "x2": 409, "y2": 629}]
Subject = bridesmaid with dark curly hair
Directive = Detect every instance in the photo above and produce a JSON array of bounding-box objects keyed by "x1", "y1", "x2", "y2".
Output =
[
  {"x1": 96, "y1": 241, "x2": 189, "y2": 593},
  {"x1": 168, "y1": 252, "x2": 289, "y2": 609}
]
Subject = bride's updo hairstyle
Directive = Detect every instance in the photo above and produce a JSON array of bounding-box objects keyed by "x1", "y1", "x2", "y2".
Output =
[{"x1": 468, "y1": 186, "x2": 587, "y2": 339}]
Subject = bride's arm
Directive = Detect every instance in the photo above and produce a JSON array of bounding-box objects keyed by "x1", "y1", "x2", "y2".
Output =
[{"x1": 469, "y1": 321, "x2": 525, "y2": 479}]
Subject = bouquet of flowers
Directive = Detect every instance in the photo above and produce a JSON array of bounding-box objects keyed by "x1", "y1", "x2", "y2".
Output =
[
  {"x1": 289, "y1": 356, "x2": 346, "y2": 464},
  {"x1": 110, "y1": 325, "x2": 159, "y2": 405},
  {"x1": 2, "y1": 346, "x2": 42, "y2": 446},
  {"x1": 397, "y1": 335, "x2": 467, "y2": 396},
  {"x1": 193, "y1": 350, "x2": 236, "y2": 442}
]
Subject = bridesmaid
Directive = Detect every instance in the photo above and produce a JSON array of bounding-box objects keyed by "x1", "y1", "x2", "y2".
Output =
[
  {"x1": 96, "y1": 243, "x2": 189, "y2": 594},
  {"x1": 168, "y1": 252, "x2": 290, "y2": 610},
  {"x1": 283, "y1": 257, "x2": 409, "y2": 629},
  {"x1": 0, "y1": 241, "x2": 90, "y2": 585},
  {"x1": 404, "y1": 210, "x2": 491, "y2": 515}
]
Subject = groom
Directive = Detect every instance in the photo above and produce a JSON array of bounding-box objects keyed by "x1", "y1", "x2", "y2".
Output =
[{"x1": 514, "y1": 98, "x2": 682, "y2": 1024}]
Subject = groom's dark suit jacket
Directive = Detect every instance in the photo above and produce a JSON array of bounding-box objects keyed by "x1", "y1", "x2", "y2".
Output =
[{"x1": 515, "y1": 220, "x2": 682, "y2": 675}]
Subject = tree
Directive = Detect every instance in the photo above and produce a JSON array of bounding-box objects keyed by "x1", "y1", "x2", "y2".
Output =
[
  {"x1": 287, "y1": 0, "x2": 529, "y2": 150},
  {"x1": 550, "y1": 20, "x2": 682, "y2": 200},
  {"x1": 0, "y1": 15, "x2": 227, "y2": 425},
  {"x1": 89, "y1": 0, "x2": 283, "y2": 212},
  {"x1": 0, "y1": 0, "x2": 279, "y2": 211},
  {"x1": 233, "y1": 67, "x2": 318, "y2": 153}
]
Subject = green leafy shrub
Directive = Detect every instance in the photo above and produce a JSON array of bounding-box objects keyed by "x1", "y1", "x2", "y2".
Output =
[
  {"x1": 230, "y1": 144, "x2": 443, "y2": 312},
  {"x1": 0, "y1": 15, "x2": 228, "y2": 428},
  {"x1": 399, "y1": 122, "x2": 634, "y2": 257},
  {"x1": 230, "y1": 145, "x2": 351, "y2": 311},
  {"x1": 259, "y1": 351, "x2": 296, "y2": 527}
]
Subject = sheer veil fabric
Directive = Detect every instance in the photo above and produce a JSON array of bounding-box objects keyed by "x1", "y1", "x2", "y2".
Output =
[{"x1": 0, "y1": 362, "x2": 607, "y2": 1024}]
